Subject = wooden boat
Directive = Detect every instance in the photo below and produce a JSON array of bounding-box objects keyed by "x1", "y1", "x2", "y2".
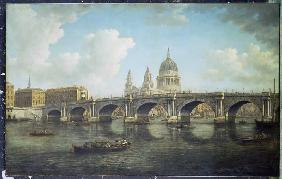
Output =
[
  {"x1": 238, "y1": 137, "x2": 271, "y2": 145},
  {"x1": 255, "y1": 119, "x2": 279, "y2": 129},
  {"x1": 237, "y1": 133, "x2": 271, "y2": 145},
  {"x1": 29, "y1": 129, "x2": 54, "y2": 136},
  {"x1": 72, "y1": 139, "x2": 131, "y2": 153}
]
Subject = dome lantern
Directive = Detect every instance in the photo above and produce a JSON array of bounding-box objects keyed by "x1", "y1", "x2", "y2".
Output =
[{"x1": 159, "y1": 48, "x2": 179, "y2": 76}]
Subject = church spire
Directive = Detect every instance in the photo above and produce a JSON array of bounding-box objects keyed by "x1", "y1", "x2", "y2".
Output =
[
  {"x1": 167, "y1": 48, "x2": 170, "y2": 58},
  {"x1": 146, "y1": 66, "x2": 149, "y2": 73},
  {"x1": 125, "y1": 70, "x2": 134, "y2": 96},
  {"x1": 126, "y1": 70, "x2": 133, "y2": 87},
  {"x1": 127, "y1": 70, "x2": 132, "y2": 81},
  {"x1": 141, "y1": 66, "x2": 154, "y2": 94},
  {"x1": 144, "y1": 66, "x2": 150, "y2": 81},
  {"x1": 27, "y1": 75, "x2": 31, "y2": 88}
]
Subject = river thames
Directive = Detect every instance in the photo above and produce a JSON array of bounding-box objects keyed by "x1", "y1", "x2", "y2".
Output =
[{"x1": 6, "y1": 118, "x2": 279, "y2": 176}]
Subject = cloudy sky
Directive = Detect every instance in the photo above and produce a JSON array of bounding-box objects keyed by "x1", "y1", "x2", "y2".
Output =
[{"x1": 6, "y1": 4, "x2": 279, "y2": 97}]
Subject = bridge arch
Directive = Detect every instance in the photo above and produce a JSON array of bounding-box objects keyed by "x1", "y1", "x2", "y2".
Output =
[
  {"x1": 136, "y1": 101, "x2": 167, "y2": 121},
  {"x1": 48, "y1": 109, "x2": 61, "y2": 118},
  {"x1": 178, "y1": 99, "x2": 216, "y2": 115},
  {"x1": 99, "y1": 104, "x2": 119, "y2": 116},
  {"x1": 70, "y1": 106, "x2": 87, "y2": 121},
  {"x1": 46, "y1": 106, "x2": 60, "y2": 114},
  {"x1": 98, "y1": 104, "x2": 125, "y2": 121},
  {"x1": 177, "y1": 99, "x2": 216, "y2": 123},
  {"x1": 226, "y1": 100, "x2": 262, "y2": 123}
]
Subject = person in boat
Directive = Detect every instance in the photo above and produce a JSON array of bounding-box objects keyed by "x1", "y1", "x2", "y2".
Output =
[
  {"x1": 121, "y1": 139, "x2": 127, "y2": 145},
  {"x1": 106, "y1": 142, "x2": 111, "y2": 148}
]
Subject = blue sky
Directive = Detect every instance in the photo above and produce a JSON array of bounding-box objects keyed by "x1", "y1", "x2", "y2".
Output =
[{"x1": 6, "y1": 4, "x2": 279, "y2": 97}]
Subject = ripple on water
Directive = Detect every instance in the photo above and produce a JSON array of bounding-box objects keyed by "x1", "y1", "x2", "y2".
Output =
[{"x1": 5, "y1": 119, "x2": 279, "y2": 176}]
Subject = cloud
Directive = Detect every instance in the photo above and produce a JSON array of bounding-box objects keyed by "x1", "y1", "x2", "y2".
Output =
[
  {"x1": 203, "y1": 43, "x2": 278, "y2": 91},
  {"x1": 81, "y1": 29, "x2": 135, "y2": 78},
  {"x1": 77, "y1": 29, "x2": 135, "y2": 96},
  {"x1": 6, "y1": 4, "x2": 91, "y2": 84},
  {"x1": 145, "y1": 5, "x2": 189, "y2": 26},
  {"x1": 221, "y1": 4, "x2": 279, "y2": 53},
  {"x1": 144, "y1": 4, "x2": 279, "y2": 51},
  {"x1": 7, "y1": 4, "x2": 135, "y2": 97},
  {"x1": 190, "y1": 4, "x2": 279, "y2": 53},
  {"x1": 7, "y1": 5, "x2": 63, "y2": 68},
  {"x1": 34, "y1": 4, "x2": 93, "y2": 23}
]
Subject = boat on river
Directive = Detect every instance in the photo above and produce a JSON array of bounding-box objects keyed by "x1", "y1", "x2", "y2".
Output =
[
  {"x1": 29, "y1": 129, "x2": 54, "y2": 136},
  {"x1": 237, "y1": 133, "x2": 271, "y2": 145},
  {"x1": 255, "y1": 119, "x2": 279, "y2": 130},
  {"x1": 72, "y1": 139, "x2": 131, "y2": 153}
]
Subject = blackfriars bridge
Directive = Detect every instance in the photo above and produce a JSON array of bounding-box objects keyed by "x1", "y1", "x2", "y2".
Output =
[{"x1": 43, "y1": 92, "x2": 277, "y2": 123}]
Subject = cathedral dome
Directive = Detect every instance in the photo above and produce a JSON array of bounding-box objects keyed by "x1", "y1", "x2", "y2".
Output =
[
  {"x1": 159, "y1": 48, "x2": 179, "y2": 76},
  {"x1": 159, "y1": 57, "x2": 178, "y2": 73},
  {"x1": 156, "y1": 48, "x2": 181, "y2": 92}
]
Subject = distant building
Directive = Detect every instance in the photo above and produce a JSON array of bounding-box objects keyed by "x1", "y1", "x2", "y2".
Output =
[
  {"x1": 15, "y1": 88, "x2": 45, "y2": 107},
  {"x1": 15, "y1": 76, "x2": 45, "y2": 108},
  {"x1": 124, "y1": 70, "x2": 139, "y2": 97},
  {"x1": 140, "y1": 67, "x2": 155, "y2": 96},
  {"x1": 46, "y1": 86, "x2": 89, "y2": 106},
  {"x1": 6, "y1": 81, "x2": 14, "y2": 108},
  {"x1": 124, "y1": 48, "x2": 182, "y2": 96},
  {"x1": 157, "y1": 48, "x2": 181, "y2": 92}
]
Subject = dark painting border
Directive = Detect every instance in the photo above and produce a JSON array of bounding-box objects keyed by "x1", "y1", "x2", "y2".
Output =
[{"x1": 0, "y1": 1, "x2": 280, "y2": 179}]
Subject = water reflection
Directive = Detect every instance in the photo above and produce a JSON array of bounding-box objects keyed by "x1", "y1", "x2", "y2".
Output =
[
  {"x1": 6, "y1": 117, "x2": 279, "y2": 176},
  {"x1": 111, "y1": 119, "x2": 124, "y2": 135},
  {"x1": 147, "y1": 124, "x2": 168, "y2": 139},
  {"x1": 191, "y1": 124, "x2": 214, "y2": 139}
]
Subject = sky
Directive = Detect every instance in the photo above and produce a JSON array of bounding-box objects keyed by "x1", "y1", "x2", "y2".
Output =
[{"x1": 6, "y1": 4, "x2": 279, "y2": 97}]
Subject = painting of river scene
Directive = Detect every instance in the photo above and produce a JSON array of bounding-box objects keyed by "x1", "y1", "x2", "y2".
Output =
[{"x1": 5, "y1": 3, "x2": 280, "y2": 177}]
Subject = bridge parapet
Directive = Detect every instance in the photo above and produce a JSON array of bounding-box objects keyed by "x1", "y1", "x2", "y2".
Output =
[{"x1": 224, "y1": 92, "x2": 271, "y2": 97}]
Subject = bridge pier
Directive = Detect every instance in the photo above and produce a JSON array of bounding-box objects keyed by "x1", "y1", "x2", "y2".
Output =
[
  {"x1": 89, "y1": 101, "x2": 99, "y2": 122},
  {"x1": 60, "y1": 103, "x2": 68, "y2": 122},
  {"x1": 178, "y1": 113, "x2": 190, "y2": 124},
  {"x1": 167, "y1": 94, "x2": 178, "y2": 123},
  {"x1": 124, "y1": 95, "x2": 137, "y2": 123},
  {"x1": 214, "y1": 93, "x2": 226, "y2": 124},
  {"x1": 261, "y1": 97, "x2": 272, "y2": 121}
]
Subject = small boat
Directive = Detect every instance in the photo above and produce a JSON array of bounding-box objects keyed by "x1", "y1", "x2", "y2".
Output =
[
  {"x1": 72, "y1": 139, "x2": 131, "y2": 153},
  {"x1": 237, "y1": 133, "x2": 271, "y2": 145},
  {"x1": 255, "y1": 119, "x2": 279, "y2": 129},
  {"x1": 29, "y1": 129, "x2": 54, "y2": 136}
]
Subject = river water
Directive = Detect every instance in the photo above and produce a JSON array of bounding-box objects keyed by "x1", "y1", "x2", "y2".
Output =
[{"x1": 5, "y1": 118, "x2": 279, "y2": 176}]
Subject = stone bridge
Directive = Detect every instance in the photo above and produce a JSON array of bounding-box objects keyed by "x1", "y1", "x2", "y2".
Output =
[{"x1": 43, "y1": 92, "x2": 276, "y2": 124}]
